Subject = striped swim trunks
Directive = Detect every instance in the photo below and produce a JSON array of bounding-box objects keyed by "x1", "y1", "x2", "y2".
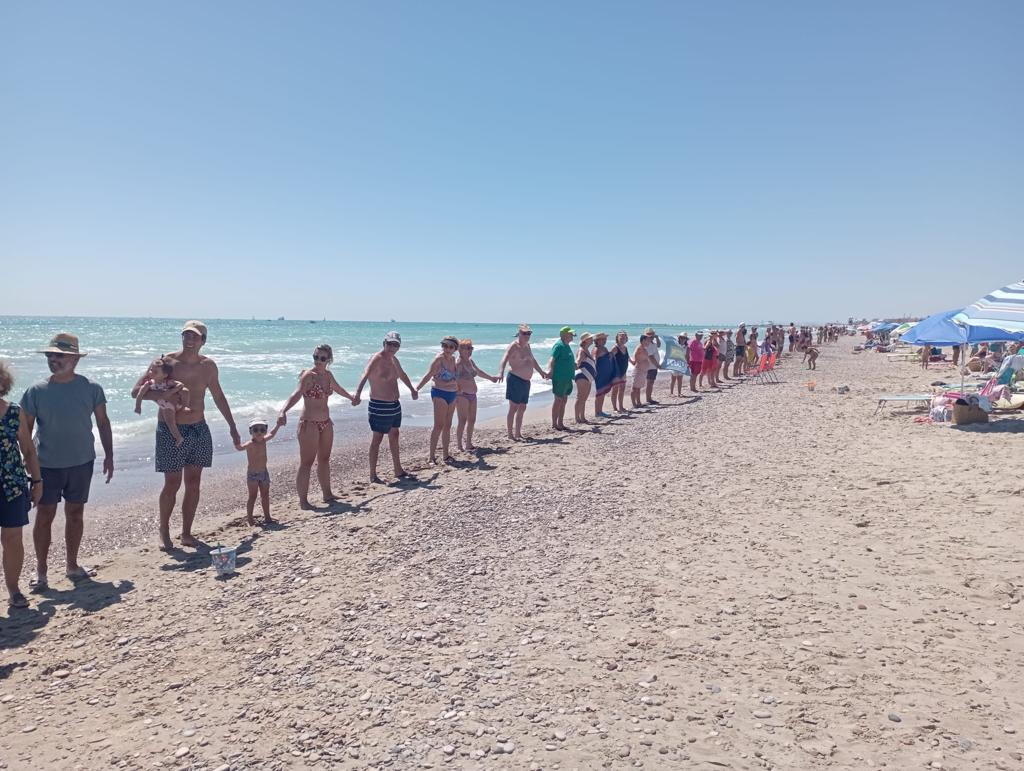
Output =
[{"x1": 368, "y1": 399, "x2": 402, "y2": 434}]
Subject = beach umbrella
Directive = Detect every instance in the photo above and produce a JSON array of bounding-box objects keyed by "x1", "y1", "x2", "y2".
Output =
[
  {"x1": 954, "y1": 279, "x2": 1024, "y2": 333},
  {"x1": 892, "y1": 322, "x2": 914, "y2": 337},
  {"x1": 902, "y1": 308, "x2": 1024, "y2": 346}
]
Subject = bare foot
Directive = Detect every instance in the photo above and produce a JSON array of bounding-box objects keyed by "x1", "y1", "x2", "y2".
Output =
[
  {"x1": 246, "y1": 515, "x2": 256, "y2": 526},
  {"x1": 322, "y1": 494, "x2": 341, "y2": 503},
  {"x1": 443, "y1": 455, "x2": 455, "y2": 464},
  {"x1": 395, "y1": 469, "x2": 412, "y2": 480},
  {"x1": 158, "y1": 532, "x2": 174, "y2": 551},
  {"x1": 299, "y1": 499, "x2": 314, "y2": 510},
  {"x1": 466, "y1": 443, "x2": 476, "y2": 450},
  {"x1": 507, "y1": 432, "x2": 516, "y2": 440},
  {"x1": 263, "y1": 515, "x2": 275, "y2": 525},
  {"x1": 180, "y1": 534, "x2": 199, "y2": 548}
]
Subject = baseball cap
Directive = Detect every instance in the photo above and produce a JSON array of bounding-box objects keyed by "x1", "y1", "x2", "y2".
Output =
[
  {"x1": 559, "y1": 326, "x2": 576, "y2": 336},
  {"x1": 181, "y1": 320, "x2": 208, "y2": 339},
  {"x1": 383, "y1": 331, "x2": 401, "y2": 345},
  {"x1": 248, "y1": 418, "x2": 268, "y2": 429}
]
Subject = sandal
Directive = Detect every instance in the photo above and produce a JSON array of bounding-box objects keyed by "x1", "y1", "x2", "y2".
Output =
[
  {"x1": 29, "y1": 576, "x2": 48, "y2": 591},
  {"x1": 9, "y1": 592, "x2": 29, "y2": 609}
]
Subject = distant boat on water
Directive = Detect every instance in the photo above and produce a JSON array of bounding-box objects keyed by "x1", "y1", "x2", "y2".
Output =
[{"x1": 277, "y1": 316, "x2": 285, "y2": 321}]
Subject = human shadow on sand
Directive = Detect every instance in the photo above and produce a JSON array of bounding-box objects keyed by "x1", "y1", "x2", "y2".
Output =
[{"x1": 1, "y1": 577, "x2": 135, "y2": 663}]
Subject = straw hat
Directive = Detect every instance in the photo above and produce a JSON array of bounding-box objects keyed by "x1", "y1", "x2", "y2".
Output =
[
  {"x1": 579, "y1": 332, "x2": 594, "y2": 345},
  {"x1": 38, "y1": 332, "x2": 86, "y2": 356}
]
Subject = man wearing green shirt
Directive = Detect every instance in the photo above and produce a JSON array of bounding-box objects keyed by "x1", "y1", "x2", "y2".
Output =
[{"x1": 548, "y1": 326, "x2": 576, "y2": 430}]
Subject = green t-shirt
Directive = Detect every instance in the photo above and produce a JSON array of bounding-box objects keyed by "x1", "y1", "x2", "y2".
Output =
[
  {"x1": 550, "y1": 340, "x2": 576, "y2": 381},
  {"x1": 20, "y1": 375, "x2": 106, "y2": 469}
]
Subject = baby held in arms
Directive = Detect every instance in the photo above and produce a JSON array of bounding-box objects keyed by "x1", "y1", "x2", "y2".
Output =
[{"x1": 134, "y1": 357, "x2": 191, "y2": 446}]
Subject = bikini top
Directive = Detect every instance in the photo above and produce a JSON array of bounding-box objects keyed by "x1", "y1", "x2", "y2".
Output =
[
  {"x1": 456, "y1": 359, "x2": 476, "y2": 381},
  {"x1": 304, "y1": 375, "x2": 327, "y2": 399},
  {"x1": 435, "y1": 358, "x2": 458, "y2": 383}
]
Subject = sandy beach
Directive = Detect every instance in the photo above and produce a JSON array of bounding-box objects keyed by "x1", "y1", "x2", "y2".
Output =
[{"x1": 2, "y1": 341, "x2": 1023, "y2": 770}]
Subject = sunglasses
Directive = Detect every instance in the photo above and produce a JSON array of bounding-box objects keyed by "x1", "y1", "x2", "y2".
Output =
[
  {"x1": 313, "y1": 355, "x2": 330, "y2": 362},
  {"x1": 461, "y1": 345, "x2": 474, "y2": 350},
  {"x1": 519, "y1": 331, "x2": 532, "y2": 336},
  {"x1": 385, "y1": 341, "x2": 400, "y2": 348},
  {"x1": 45, "y1": 352, "x2": 68, "y2": 359},
  {"x1": 250, "y1": 426, "x2": 267, "y2": 434}
]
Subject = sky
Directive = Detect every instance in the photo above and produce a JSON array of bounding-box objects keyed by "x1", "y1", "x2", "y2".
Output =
[{"x1": 2, "y1": 1, "x2": 1021, "y2": 325}]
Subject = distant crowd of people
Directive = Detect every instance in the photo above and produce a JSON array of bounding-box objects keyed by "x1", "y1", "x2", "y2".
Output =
[{"x1": 0, "y1": 320, "x2": 840, "y2": 608}]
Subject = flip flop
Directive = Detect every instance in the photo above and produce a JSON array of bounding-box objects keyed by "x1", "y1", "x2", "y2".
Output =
[
  {"x1": 66, "y1": 566, "x2": 97, "y2": 584},
  {"x1": 8, "y1": 592, "x2": 29, "y2": 609}
]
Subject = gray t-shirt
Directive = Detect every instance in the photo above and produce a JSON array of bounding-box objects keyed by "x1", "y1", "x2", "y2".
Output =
[{"x1": 20, "y1": 375, "x2": 106, "y2": 469}]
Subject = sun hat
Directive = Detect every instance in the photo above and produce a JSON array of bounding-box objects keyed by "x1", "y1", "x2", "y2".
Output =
[
  {"x1": 594, "y1": 331, "x2": 608, "y2": 340},
  {"x1": 383, "y1": 331, "x2": 401, "y2": 345},
  {"x1": 579, "y1": 332, "x2": 594, "y2": 345},
  {"x1": 695, "y1": 330, "x2": 704, "y2": 337},
  {"x1": 559, "y1": 326, "x2": 576, "y2": 336},
  {"x1": 181, "y1": 320, "x2": 208, "y2": 339},
  {"x1": 249, "y1": 418, "x2": 269, "y2": 429},
  {"x1": 39, "y1": 332, "x2": 87, "y2": 356}
]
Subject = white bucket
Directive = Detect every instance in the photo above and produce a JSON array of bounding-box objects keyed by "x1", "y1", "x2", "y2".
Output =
[{"x1": 210, "y1": 546, "x2": 237, "y2": 577}]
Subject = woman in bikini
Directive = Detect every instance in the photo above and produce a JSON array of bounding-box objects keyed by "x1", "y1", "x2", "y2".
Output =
[
  {"x1": 574, "y1": 333, "x2": 596, "y2": 424},
  {"x1": 416, "y1": 336, "x2": 461, "y2": 464},
  {"x1": 454, "y1": 339, "x2": 499, "y2": 452},
  {"x1": 278, "y1": 344, "x2": 356, "y2": 509}
]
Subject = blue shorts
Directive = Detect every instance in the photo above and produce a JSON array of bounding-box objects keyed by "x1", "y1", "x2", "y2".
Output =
[
  {"x1": 0, "y1": 488, "x2": 30, "y2": 528},
  {"x1": 431, "y1": 388, "x2": 457, "y2": 405},
  {"x1": 505, "y1": 373, "x2": 531, "y2": 405},
  {"x1": 40, "y1": 461, "x2": 94, "y2": 505},
  {"x1": 368, "y1": 400, "x2": 402, "y2": 434}
]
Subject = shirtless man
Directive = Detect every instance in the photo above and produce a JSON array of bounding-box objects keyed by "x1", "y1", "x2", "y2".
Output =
[
  {"x1": 131, "y1": 321, "x2": 240, "y2": 551},
  {"x1": 352, "y1": 331, "x2": 418, "y2": 483},
  {"x1": 733, "y1": 324, "x2": 747, "y2": 377},
  {"x1": 498, "y1": 324, "x2": 548, "y2": 441}
]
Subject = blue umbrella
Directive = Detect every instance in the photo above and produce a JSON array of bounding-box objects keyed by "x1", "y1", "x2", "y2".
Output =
[
  {"x1": 902, "y1": 308, "x2": 1024, "y2": 346},
  {"x1": 954, "y1": 279, "x2": 1024, "y2": 334}
]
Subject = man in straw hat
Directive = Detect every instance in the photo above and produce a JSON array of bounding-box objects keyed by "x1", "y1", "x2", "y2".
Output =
[
  {"x1": 132, "y1": 321, "x2": 240, "y2": 551},
  {"x1": 498, "y1": 324, "x2": 548, "y2": 441},
  {"x1": 20, "y1": 333, "x2": 113, "y2": 589},
  {"x1": 642, "y1": 327, "x2": 663, "y2": 405}
]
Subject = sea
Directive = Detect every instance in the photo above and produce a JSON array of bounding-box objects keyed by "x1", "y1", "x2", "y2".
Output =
[{"x1": 1, "y1": 316, "x2": 715, "y2": 500}]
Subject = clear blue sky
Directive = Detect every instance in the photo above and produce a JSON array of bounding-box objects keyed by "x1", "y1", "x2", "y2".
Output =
[{"x1": 2, "y1": 1, "x2": 1021, "y2": 324}]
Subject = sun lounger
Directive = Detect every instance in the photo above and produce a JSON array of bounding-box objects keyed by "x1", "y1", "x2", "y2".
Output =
[
  {"x1": 873, "y1": 393, "x2": 933, "y2": 416},
  {"x1": 886, "y1": 353, "x2": 919, "y2": 362}
]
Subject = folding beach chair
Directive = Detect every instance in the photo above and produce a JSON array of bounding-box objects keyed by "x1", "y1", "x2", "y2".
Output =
[
  {"x1": 765, "y1": 353, "x2": 780, "y2": 383},
  {"x1": 872, "y1": 393, "x2": 933, "y2": 416},
  {"x1": 752, "y1": 354, "x2": 770, "y2": 384}
]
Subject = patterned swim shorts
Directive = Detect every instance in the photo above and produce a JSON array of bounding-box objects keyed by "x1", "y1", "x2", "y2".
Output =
[{"x1": 155, "y1": 420, "x2": 213, "y2": 473}]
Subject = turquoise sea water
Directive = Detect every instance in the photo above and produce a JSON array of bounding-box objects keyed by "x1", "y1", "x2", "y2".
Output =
[{"x1": 1, "y1": 316, "x2": 712, "y2": 472}]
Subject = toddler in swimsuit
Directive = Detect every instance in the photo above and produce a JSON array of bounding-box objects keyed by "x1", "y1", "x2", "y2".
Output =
[
  {"x1": 235, "y1": 418, "x2": 280, "y2": 525},
  {"x1": 134, "y1": 357, "x2": 191, "y2": 447}
]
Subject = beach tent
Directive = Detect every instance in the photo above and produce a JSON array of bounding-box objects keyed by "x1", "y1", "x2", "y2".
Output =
[
  {"x1": 902, "y1": 308, "x2": 1024, "y2": 346},
  {"x1": 954, "y1": 279, "x2": 1024, "y2": 334}
]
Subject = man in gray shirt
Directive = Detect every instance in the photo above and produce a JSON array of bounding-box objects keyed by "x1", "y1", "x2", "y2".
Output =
[{"x1": 20, "y1": 333, "x2": 114, "y2": 589}]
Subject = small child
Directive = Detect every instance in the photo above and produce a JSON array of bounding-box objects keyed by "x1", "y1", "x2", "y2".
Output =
[
  {"x1": 135, "y1": 358, "x2": 191, "y2": 446},
  {"x1": 235, "y1": 419, "x2": 280, "y2": 525},
  {"x1": 804, "y1": 346, "x2": 819, "y2": 370}
]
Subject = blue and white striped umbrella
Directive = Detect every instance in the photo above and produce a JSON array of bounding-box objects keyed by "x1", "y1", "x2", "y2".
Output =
[{"x1": 954, "y1": 279, "x2": 1024, "y2": 333}]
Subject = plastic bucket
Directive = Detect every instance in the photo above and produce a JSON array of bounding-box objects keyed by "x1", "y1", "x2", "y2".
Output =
[
  {"x1": 210, "y1": 546, "x2": 237, "y2": 577},
  {"x1": 806, "y1": 382, "x2": 816, "y2": 391}
]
